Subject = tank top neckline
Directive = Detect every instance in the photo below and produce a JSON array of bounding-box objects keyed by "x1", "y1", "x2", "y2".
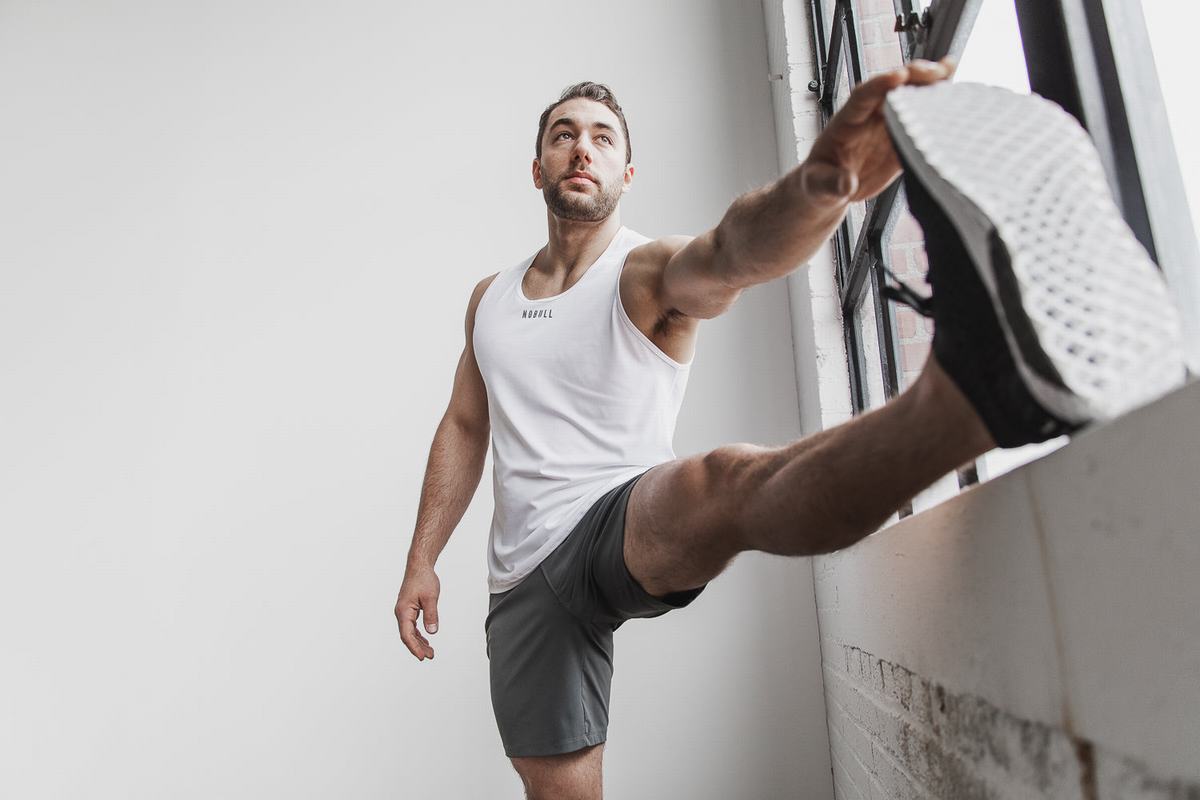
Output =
[{"x1": 517, "y1": 225, "x2": 628, "y2": 304}]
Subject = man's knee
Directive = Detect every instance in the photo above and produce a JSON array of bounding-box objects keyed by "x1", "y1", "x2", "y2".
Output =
[
  {"x1": 510, "y1": 743, "x2": 604, "y2": 800},
  {"x1": 699, "y1": 443, "x2": 777, "y2": 548},
  {"x1": 701, "y1": 443, "x2": 774, "y2": 500}
]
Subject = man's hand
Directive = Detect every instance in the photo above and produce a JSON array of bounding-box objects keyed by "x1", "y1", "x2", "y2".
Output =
[
  {"x1": 396, "y1": 565, "x2": 440, "y2": 661},
  {"x1": 803, "y1": 57, "x2": 957, "y2": 205}
]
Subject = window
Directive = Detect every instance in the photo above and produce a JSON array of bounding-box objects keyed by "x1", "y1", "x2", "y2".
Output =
[{"x1": 809, "y1": 0, "x2": 1198, "y2": 513}]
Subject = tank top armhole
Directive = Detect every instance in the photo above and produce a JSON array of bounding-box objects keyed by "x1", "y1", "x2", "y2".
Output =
[{"x1": 613, "y1": 262, "x2": 694, "y2": 370}]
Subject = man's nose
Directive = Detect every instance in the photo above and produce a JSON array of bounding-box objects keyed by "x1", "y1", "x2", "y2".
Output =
[{"x1": 571, "y1": 137, "x2": 593, "y2": 163}]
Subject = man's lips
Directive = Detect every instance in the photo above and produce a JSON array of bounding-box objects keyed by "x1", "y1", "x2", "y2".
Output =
[{"x1": 565, "y1": 173, "x2": 596, "y2": 185}]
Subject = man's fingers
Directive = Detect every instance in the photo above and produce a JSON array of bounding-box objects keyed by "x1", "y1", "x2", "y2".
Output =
[
  {"x1": 839, "y1": 67, "x2": 908, "y2": 124},
  {"x1": 396, "y1": 607, "x2": 421, "y2": 658},
  {"x1": 401, "y1": 621, "x2": 435, "y2": 660},
  {"x1": 396, "y1": 601, "x2": 435, "y2": 661},
  {"x1": 802, "y1": 161, "x2": 857, "y2": 200},
  {"x1": 904, "y1": 57, "x2": 956, "y2": 86},
  {"x1": 840, "y1": 56, "x2": 956, "y2": 124},
  {"x1": 423, "y1": 600, "x2": 439, "y2": 635}
]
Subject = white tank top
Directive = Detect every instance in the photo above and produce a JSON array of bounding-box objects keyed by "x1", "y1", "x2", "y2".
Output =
[{"x1": 473, "y1": 225, "x2": 693, "y2": 593}]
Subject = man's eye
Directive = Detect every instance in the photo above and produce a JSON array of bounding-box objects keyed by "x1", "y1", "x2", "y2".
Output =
[
  {"x1": 556, "y1": 132, "x2": 572, "y2": 140},
  {"x1": 599, "y1": 135, "x2": 612, "y2": 144}
]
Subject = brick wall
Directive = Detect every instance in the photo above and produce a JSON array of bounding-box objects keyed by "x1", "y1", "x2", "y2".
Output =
[
  {"x1": 812, "y1": 382, "x2": 1200, "y2": 799},
  {"x1": 825, "y1": 643, "x2": 1200, "y2": 800}
]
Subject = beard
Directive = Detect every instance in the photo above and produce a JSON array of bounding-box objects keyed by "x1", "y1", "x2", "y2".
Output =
[{"x1": 543, "y1": 171, "x2": 623, "y2": 222}]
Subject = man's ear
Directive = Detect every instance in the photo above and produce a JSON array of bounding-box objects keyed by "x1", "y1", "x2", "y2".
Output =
[
  {"x1": 532, "y1": 158, "x2": 543, "y2": 189},
  {"x1": 622, "y1": 163, "x2": 635, "y2": 192}
]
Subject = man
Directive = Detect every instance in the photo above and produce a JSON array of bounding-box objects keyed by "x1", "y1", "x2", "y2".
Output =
[{"x1": 395, "y1": 59, "x2": 1184, "y2": 799}]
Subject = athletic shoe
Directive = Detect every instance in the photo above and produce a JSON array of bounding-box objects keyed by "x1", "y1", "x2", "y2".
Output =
[{"x1": 881, "y1": 81, "x2": 1187, "y2": 447}]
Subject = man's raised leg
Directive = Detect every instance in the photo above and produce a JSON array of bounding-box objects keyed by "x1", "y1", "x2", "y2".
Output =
[
  {"x1": 627, "y1": 79, "x2": 1187, "y2": 601},
  {"x1": 625, "y1": 77, "x2": 1187, "y2": 602},
  {"x1": 624, "y1": 354, "x2": 994, "y2": 598}
]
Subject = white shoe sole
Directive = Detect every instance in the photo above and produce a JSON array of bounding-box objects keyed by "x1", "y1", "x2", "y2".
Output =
[{"x1": 883, "y1": 81, "x2": 1186, "y2": 424}]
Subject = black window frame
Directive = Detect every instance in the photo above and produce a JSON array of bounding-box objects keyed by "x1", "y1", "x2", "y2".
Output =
[{"x1": 808, "y1": 0, "x2": 1198, "y2": 504}]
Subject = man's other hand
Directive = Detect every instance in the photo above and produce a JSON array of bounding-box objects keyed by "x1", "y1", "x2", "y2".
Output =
[
  {"x1": 803, "y1": 57, "x2": 957, "y2": 205},
  {"x1": 396, "y1": 566, "x2": 440, "y2": 661}
]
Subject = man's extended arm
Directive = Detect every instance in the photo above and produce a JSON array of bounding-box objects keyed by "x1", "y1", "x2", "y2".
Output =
[{"x1": 662, "y1": 59, "x2": 955, "y2": 317}]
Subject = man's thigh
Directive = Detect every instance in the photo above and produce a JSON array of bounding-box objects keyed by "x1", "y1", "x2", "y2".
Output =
[
  {"x1": 485, "y1": 567, "x2": 612, "y2": 758},
  {"x1": 624, "y1": 444, "x2": 769, "y2": 598},
  {"x1": 540, "y1": 469, "x2": 709, "y2": 629},
  {"x1": 511, "y1": 742, "x2": 604, "y2": 800}
]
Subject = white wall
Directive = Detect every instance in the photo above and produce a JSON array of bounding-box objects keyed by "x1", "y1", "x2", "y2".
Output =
[
  {"x1": 0, "y1": 1, "x2": 832, "y2": 798},
  {"x1": 814, "y1": 381, "x2": 1200, "y2": 798}
]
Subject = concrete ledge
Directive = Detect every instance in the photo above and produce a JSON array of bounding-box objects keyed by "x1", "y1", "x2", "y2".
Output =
[{"x1": 813, "y1": 379, "x2": 1200, "y2": 788}]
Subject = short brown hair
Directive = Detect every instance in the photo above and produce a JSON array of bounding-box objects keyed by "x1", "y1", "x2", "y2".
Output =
[{"x1": 535, "y1": 81, "x2": 632, "y2": 165}]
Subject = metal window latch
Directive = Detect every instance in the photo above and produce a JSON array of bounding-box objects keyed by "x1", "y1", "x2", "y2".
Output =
[
  {"x1": 894, "y1": 8, "x2": 932, "y2": 33},
  {"x1": 880, "y1": 264, "x2": 934, "y2": 317}
]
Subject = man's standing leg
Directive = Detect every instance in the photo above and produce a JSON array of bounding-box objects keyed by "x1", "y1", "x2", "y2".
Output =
[{"x1": 510, "y1": 743, "x2": 604, "y2": 800}]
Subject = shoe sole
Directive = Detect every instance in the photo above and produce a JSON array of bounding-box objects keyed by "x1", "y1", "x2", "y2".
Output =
[{"x1": 883, "y1": 81, "x2": 1186, "y2": 425}]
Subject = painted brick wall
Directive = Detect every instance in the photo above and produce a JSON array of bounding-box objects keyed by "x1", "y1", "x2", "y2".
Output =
[
  {"x1": 814, "y1": 382, "x2": 1200, "y2": 799},
  {"x1": 825, "y1": 643, "x2": 1199, "y2": 800}
]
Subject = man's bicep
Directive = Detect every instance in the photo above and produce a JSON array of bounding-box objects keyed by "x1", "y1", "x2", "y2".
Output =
[
  {"x1": 446, "y1": 345, "x2": 489, "y2": 434},
  {"x1": 660, "y1": 230, "x2": 743, "y2": 320}
]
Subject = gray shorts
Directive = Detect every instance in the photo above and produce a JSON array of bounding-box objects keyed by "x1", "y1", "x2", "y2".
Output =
[{"x1": 484, "y1": 468, "x2": 707, "y2": 758}]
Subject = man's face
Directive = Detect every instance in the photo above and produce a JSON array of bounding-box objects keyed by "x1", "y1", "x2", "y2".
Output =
[{"x1": 533, "y1": 98, "x2": 634, "y2": 222}]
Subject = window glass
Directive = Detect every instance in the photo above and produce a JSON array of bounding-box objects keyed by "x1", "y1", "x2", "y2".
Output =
[
  {"x1": 816, "y1": 0, "x2": 1129, "y2": 502},
  {"x1": 951, "y1": 0, "x2": 1030, "y2": 93},
  {"x1": 884, "y1": 211, "x2": 932, "y2": 392},
  {"x1": 852, "y1": 284, "x2": 889, "y2": 410}
]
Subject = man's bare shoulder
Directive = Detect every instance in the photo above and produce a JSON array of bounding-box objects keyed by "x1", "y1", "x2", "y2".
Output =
[
  {"x1": 618, "y1": 235, "x2": 703, "y2": 362},
  {"x1": 470, "y1": 272, "x2": 501, "y2": 307},
  {"x1": 465, "y1": 272, "x2": 501, "y2": 333},
  {"x1": 627, "y1": 235, "x2": 695, "y2": 269},
  {"x1": 629, "y1": 229, "x2": 740, "y2": 321},
  {"x1": 623, "y1": 235, "x2": 698, "y2": 295},
  {"x1": 620, "y1": 235, "x2": 708, "y2": 338}
]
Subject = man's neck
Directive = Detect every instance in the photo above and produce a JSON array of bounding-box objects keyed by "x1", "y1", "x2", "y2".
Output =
[{"x1": 535, "y1": 214, "x2": 623, "y2": 278}]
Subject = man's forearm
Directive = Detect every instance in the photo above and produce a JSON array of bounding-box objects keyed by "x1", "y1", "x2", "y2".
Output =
[
  {"x1": 715, "y1": 160, "x2": 851, "y2": 289},
  {"x1": 406, "y1": 416, "x2": 489, "y2": 572}
]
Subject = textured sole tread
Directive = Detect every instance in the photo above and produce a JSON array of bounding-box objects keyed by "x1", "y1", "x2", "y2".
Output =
[{"x1": 884, "y1": 81, "x2": 1185, "y2": 423}]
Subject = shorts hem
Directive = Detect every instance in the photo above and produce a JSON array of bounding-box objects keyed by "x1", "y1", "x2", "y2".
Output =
[{"x1": 504, "y1": 729, "x2": 608, "y2": 758}]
